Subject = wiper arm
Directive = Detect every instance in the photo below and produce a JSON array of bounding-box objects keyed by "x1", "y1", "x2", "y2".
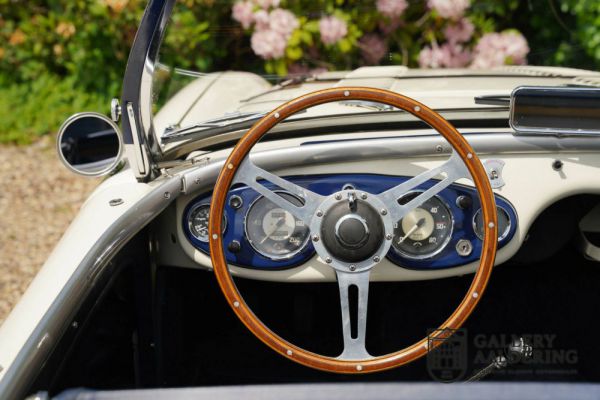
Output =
[
  {"x1": 162, "y1": 111, "x2": 267, "y2": 143},
  {"x1": 240, "y1": 74, "x2": 315, "y2": 103},
  {"x1": 161, "y1": 109, "x2": 308, "y2": 144}
]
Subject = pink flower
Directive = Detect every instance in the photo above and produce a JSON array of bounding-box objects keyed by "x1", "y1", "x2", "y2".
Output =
[
  {"x1": 428, "y1": 0, "x2": 470, "y2": 20},
  {"x1": 376, "y1": 0, "x2": 408, "y2": 18},
  {"x1": 444, "y1": 17, "x2": 474, "y2": 44},
  {"x1": 251, "y1": 29, "x2": 287, "y2": 59},
  {"x1": 359, "y1": 34, "x2": 388, "y2": 65},
  {"x1": 471, "y1": 31, "x2": 530, "y2": 69},
  {"x1": 319, "y1": 16, "x2": 348, "y2": 45},
  {"x1": 379, "y1": 17, "x2": 402, "y2": 35},
  {"x1": 253, "y1": 0, "x2": 280, "y2": 9},
  {"x1": 232, "y1": 1, "x2": 254, "y2": 29},
  {"x1": 288, "y1": 63, "x2": 328, "y2": 77},
  {"x1": 253, "y1": 9, "x2": 270, "y2": 31},
  {"x1": 269, "y1": 8, "x2": 299, "y2": 38},
  {"x1": 419, "y1": 43, "x2": 471, "y2": 68}
]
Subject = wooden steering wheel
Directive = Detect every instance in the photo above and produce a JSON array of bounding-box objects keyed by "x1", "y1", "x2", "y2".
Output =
[{"x1": 209, "y1": 87, "x2": 498, "y2": 373}]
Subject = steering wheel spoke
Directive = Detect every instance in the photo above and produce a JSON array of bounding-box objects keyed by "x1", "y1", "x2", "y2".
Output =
[
  {"x1": 233, "y1": 157, "x2": 324, "y2": 224},
  {"x1": 379, "y1": 151, "x2": 470, "y2": 222},
  {"x1": 336, "y1": 270, "x2": 373, "y2": 360}
]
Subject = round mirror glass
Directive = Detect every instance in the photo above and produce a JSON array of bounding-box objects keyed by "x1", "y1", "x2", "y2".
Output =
[{"x1": 57, "y1": 113, "x2": 123, "y2": 176}]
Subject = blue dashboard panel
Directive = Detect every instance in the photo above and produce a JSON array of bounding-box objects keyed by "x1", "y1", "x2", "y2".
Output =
[{"x1": 183, "y1": 174, "x2": 517, "y2": 271}]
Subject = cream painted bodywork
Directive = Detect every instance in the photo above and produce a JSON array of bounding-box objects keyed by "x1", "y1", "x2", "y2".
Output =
[{"x1": 0, "y1": 166, "x2": 154, "y2": 381}]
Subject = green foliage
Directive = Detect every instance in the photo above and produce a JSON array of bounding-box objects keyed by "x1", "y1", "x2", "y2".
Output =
[{"x1": 0, "y1": 73, "x2": 106, "y2": 144}]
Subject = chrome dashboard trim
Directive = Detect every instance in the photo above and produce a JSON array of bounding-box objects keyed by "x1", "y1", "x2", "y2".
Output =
[{"x1": 180, "y1": 132, "x2": 600, "y2": 196}]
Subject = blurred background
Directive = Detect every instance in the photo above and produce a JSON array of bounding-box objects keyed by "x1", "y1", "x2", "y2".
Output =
[{"x1": 0, "y1": 0, "x2": 598, "y2": 323}]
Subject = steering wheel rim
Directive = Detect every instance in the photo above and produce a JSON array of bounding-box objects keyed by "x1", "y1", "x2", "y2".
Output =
[{"x1": 209, "y1": 87, "x2": 498, "y2": 374}]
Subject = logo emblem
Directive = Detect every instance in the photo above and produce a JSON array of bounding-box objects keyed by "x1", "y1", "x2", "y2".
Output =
[{"x1": 426, "y1": 328, "x2": 468, "y2": 382}]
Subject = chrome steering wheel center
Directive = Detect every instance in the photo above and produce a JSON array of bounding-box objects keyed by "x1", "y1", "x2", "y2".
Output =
[{"x1": 309, "y1": 190, "x2": 395, "y2": 273}]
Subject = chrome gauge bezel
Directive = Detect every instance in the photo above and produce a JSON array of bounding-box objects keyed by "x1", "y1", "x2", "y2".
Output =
[
  {"x1": 473, "y1": 206, "x2": 511, "y2": 241},
  {"x1": 187, "y1": 202, "x2": 228, "y2": 243},
  {"x1": 391, "y1": 192, "x2": 455, "y2": 261},
  {"x1": 244, "y1": 191, "x2": 311, "y2": 261}
]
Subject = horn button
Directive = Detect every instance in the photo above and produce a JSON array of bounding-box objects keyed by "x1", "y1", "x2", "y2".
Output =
[{"x1": 320, "y1": 198, "x2": 385, "y2": 263}]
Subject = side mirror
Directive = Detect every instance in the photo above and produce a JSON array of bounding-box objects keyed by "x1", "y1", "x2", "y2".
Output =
[{"x1": 57, "y1": 113, "x2": 123, "y2": 176}]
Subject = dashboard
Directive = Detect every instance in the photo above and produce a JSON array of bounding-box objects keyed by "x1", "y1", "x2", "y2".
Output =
[{"x1": 182, "y1": 174, "x2": 517, "y2": 271}]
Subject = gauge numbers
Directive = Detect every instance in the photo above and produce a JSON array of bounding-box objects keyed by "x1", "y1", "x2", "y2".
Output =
[
  {"x1": 392, "y1": 193, "x2": 453, "y2": 259},
  {"x1": 245, "y1": 192, "x2": 310, "y2": 260},
  {"x1": 188, "y1": 204, "x2": 227, "y2": 242},
  {"x1": 473, "y1": 207, "x2": 511, "y2": 241}
]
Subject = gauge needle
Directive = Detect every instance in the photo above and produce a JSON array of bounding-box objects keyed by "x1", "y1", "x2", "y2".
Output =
[
  {"x1": 260, "y1": 217, "x2": 287, "y2": 244},
  {"x1": 398, "y1": 218, "x2": 426, "y2": 244}
]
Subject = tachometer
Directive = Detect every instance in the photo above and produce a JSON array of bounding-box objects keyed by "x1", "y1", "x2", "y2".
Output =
[
  {"x1": 188, "y1": 203, "x2": 227, "y2": 242},
  {"x1": 245, "y1": 192, "x2": 310, "y2": 260},
  {"x1": 391, "y1": 192, "x2": 453, "y2": 259}
]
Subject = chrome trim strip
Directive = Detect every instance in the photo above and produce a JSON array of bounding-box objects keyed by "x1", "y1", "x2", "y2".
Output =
[
  {"x1": 127, "y1": 103, "x2": 149, "y2": 176},
  {"x1": 181, "y1": 132, "x2": 600, "y2": 195},
  {"x1": 0, "y1": 176, "x2": 182, "y2": 400}
]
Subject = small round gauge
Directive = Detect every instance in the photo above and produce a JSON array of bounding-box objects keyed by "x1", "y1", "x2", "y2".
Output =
[
  {"x1": 245, "y1": 192, "x2": 310, "y2": 260},
  {"x1": 473, "y1": 207, "x2": 511, "y2": 241},
  {"x1": 392, "y1": 193, "x2": 453, "y2": 259},
  {"x1": 188, "y1": 204, "x2": 227, "y2": 242}
]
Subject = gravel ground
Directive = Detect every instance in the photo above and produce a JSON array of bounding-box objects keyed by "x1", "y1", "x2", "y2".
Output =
[{"x1": 0, "y1": 137, "x2": 99, "y2": 326}]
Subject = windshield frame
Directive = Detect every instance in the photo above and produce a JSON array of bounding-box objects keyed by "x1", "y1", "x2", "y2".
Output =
[{"x1": 121, "y1": 0, "x2": 176, "y2": 180}]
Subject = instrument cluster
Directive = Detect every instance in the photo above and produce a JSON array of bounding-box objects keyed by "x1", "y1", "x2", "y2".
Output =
[{"x1": 183, "y1": 174, "x2": 517, "y2": 270}]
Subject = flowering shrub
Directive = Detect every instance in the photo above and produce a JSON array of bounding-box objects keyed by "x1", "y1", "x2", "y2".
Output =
[
  {"x1": 0, "y1": 0, "x2": 597, "y2": 143},
  {"x1": 230, "y1": 0, "x2": 533, "y2": 74}
]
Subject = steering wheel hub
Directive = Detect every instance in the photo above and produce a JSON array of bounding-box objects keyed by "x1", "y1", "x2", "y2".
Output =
[{"x1": 321, "y1": 196, "x2": 385, "y2": 263}]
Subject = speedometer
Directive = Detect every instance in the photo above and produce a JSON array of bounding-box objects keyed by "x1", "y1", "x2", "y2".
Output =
[
  {"x1": 245, "y1": 192, "x2": 310, "y2": 260},
  {"x1": 391, "y1": 192, "x2": 453, "y2": 259}
]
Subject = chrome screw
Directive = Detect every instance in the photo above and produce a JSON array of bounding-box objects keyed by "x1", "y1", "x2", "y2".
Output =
[
  {"x1": 360, "y1": 193, "x2": 368, "y2": 200},
  {"x1": 312, "y1": 235, "x2": 320, "y2": 242},
  {"x1": 316, "y1": 210, "x2": 323, "y2": 217},
  {"x1": 373, "y1": 256, "x2": 381, "y2": 263},
  {"x1": 335, "y1": 193, "x2": 342, "y2": 200},
  {"x1": 349, "y1": 265, "x2": 356, "y2": 271},
  {"x1": 325, "y1": 257, "x2": 332, "y2": 264},
  {"x1": 386, "y1": 234, "x2": 393, "y2": 240},
  {"x1": 164, "y1": 192, "x2": 171, "y2": 199},
  {"x1": 380, "y1": 209, "x2": 388, "y2": 216},
  {"x1": 436, "y1": 145, "x2": 443, "y2": 153}
]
